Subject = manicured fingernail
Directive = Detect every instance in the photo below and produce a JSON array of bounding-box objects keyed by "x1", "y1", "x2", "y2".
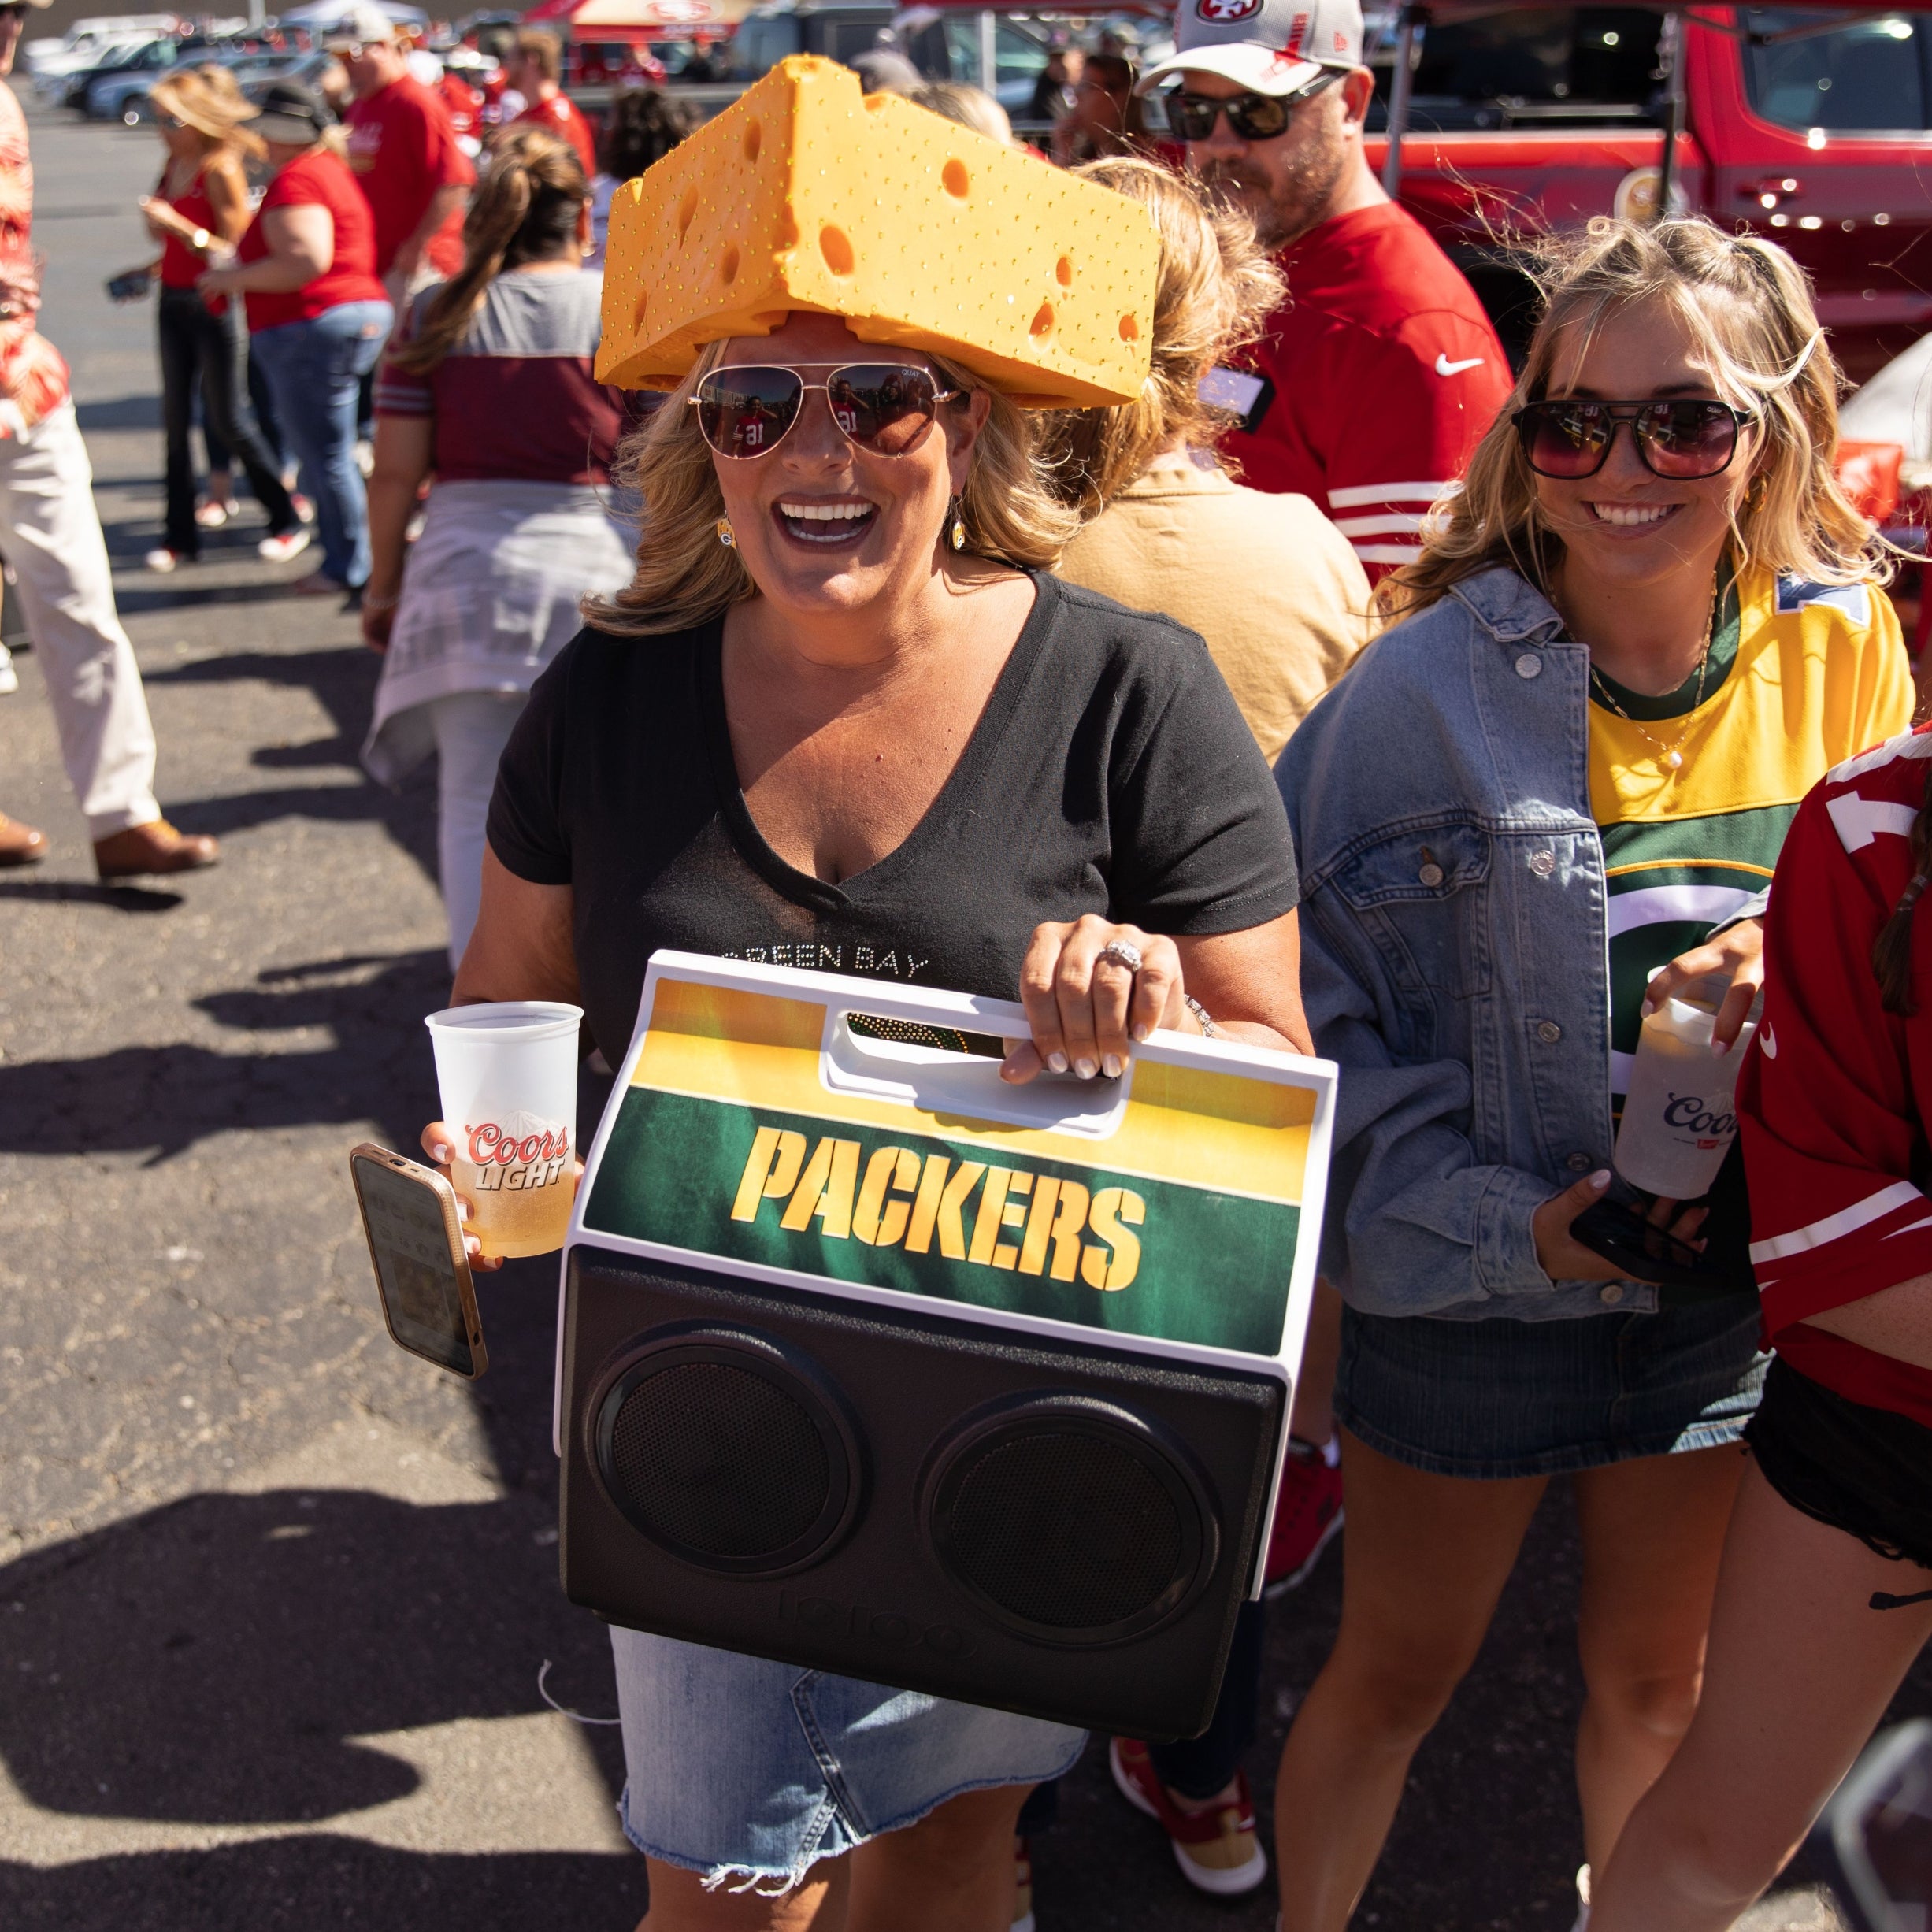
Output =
[
  {"x1": 464, "y1": 1237, "x2": 481, "y2": 1256},
  {"x1": 432, "y1": 1142, "x2": 453, "y2": 1163},
  {"x1": 1589, "y1": 1169, "x2": 1612, "y2": 1191},
  {"x1": 1711, "y1": 1037, "x2": 1732, "y2": 1056},
  {"x1": 1075, "y1": 1058, "x2": 1096, "y2": 1080},
  {"x1": 454, "y1": 1200, "x2": 470, "y2": 1222},
  {"x1": 1048, "y1": 1051, "x2": 1069, "y2": 1074},
  {"x1": 1102, "y1": 1053, "x2": 1122, "y2": 1078},
  {"x1": 1131, "y1": 1022, "x2": 1151, "y2": 1043}
]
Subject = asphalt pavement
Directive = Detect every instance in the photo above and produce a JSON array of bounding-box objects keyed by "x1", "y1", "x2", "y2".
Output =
[{"x1": 0, "y1": 98, "x2": 1912, "y2": 1932}]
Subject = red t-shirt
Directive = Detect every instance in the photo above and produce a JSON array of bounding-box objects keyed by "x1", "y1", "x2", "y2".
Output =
[
  {"x1": 1219, "y1": 202, "x2": 1512, "y2": 584},
  {"x1": 513, "y1": 90, "x2": 598, "y2": 177},
  {"x1": 438, "y1": 72, "x2": 483, "y2": 147},
  {"x1": 238, "y1": 148, "x2": 388, "y2": 332},
  {"x1": 345, "y1": 73, "x2": 474, "y2": 277},
  {"x1": 157, "y1": 167, "x2": 220, "y2": 289},
  {"x1": 1741, "y1": 721, "x2": 1932, "y2": 1426}
]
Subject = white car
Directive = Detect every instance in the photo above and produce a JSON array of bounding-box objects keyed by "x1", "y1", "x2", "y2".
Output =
[{"x1": 24, "y1": 17, "x2": 178, "y2": 83}]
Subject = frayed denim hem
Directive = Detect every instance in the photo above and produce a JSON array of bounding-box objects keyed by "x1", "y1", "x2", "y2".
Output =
[{"x1": 612, "y1": 1731, "x2": 1087, "y2": 1897}]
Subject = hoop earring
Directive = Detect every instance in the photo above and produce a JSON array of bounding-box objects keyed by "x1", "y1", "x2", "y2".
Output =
[
  {"x1": 947, "y1": 496, "x2": 966, "y2": 553},
  {"x1": 1745, "y1": 473, "x2": 1767, "y2": 513},
  {"x1": 716, "y1": 517, "x2": 736, "y2": 549}
]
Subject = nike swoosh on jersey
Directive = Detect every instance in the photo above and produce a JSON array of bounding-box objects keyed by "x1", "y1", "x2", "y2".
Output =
[
  {"x1": 1434, "y1": 354, "x2": 1485, "y2": 376},
  {"x1": 1760, "y1": 1022, "x2": 1778, "y2": 1059}
]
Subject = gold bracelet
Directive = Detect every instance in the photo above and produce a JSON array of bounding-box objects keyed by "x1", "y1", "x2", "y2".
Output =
[{"x1": 191, "y1": 227, "x2": 210, "y2": 251}]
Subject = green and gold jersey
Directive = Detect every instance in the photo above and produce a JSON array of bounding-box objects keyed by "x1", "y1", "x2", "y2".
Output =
[{"x1": 1589, "y1": 560, "x2": 1912, "y2": 1098}]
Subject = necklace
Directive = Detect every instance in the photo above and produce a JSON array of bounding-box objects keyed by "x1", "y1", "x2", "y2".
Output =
[{"x1": 1586, "y1": 583, "x2": 1719, "y2": 774}]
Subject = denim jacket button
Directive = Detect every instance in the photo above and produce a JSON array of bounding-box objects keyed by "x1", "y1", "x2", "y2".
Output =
[
  {"x1": 1567, "y1": 1152, "x2": 1592, "y2": 1172},
  {"x1": 1599, "y1": 1284, "x2": 1626, "y2": 1306},
  {"x1": 1515, "y1": 652, "x2": 1542, "y2": 678},
  {"x1": 1537, "y1": 1020, "x2": 1562, "y2": 1044},
  {"x1": 1417, "y1": 862, "x2": 1445, "y2": 887},
  {"x1": 1530, "y1": 850, "x2": 1556, "y2": 877}
]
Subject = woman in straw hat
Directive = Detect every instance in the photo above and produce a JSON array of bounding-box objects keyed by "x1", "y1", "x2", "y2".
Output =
[{"x1": 138, "y1": 65, "x2": 305, "y2": 575}]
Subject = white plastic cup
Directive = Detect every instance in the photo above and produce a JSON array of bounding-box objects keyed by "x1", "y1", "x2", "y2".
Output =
[
  {"x1": 425, "y1": 1001, "x2": 584, "y2": 1259},
  {"x1": 1613, "y1": 981, "x2": 1756, "y2": 1200}
]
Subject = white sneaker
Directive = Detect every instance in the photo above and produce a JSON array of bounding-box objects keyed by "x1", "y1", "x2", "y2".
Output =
[
  {"x1": 1573, "y1": 1862, "x2": 1592, "y2": 1932},
  {"x1": 258, "y1": 527, "x2": 313, "y2": 565},
  {"x1": 143, "y1": 547, "x2": 181, "y2": 574},
  {"x1": 0, "y1": 642, "x2": 16, "y2": 695},
  {"x1": 354, "y1": 438, "x2": 374, "y2": 478},
  {"x1": 194, "y1": 499, "x2": 231, "y2": 530}
]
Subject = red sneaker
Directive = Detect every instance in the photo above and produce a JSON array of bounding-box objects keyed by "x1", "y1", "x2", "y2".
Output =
[
  {"x1": 1263, "y1": 1437, "x2": 1343, "y2": 1597},
  {"x1": 1108, "y1": 1736, "x2": 1268, "y2": 1896}
]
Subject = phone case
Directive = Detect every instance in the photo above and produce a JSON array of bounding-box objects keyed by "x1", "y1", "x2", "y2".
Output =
[{"x1": 349, "y1": 1143, "x2": 489, "y2": 1378}]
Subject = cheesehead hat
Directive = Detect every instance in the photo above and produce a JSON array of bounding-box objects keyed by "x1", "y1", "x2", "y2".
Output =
[{"x1": 596, "y1": 55, "x2": 1159, "y2": 408}]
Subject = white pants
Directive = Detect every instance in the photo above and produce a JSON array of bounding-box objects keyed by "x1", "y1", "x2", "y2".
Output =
[
  {"x1": 428, "y1": 688, "x2": 525, "y2": 973},
  {"x1": 2, "y1": 402, "x2": 159, "y2": 835}
]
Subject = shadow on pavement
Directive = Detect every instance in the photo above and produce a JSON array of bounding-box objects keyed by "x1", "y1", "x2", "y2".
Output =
[
  {"x1": 0, "y1": 881, "x2": 184, "y2": 913},
  {"x1": 0, "y1": 950, "x2": 450, "y2": 1161},
  {"x1": 139, "y1": 645, "x2": 439, "y2": 881}
]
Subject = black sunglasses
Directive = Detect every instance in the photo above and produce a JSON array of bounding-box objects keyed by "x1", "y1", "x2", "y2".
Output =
[
  {"x1": 689, "y1": 363, "x2": 959, "y2": 460},
  {"x1": 1513, "y1": 399, "x2": 1751, "y2": 480},
  {"x1": 1166, "y1": 71, "x2": 1341, "y2": 143}
]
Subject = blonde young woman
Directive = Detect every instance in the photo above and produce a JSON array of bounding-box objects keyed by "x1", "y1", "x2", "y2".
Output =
[
  {"x1": 136, "y1": 66, "x2": 303, "y2": 573},
  {"x1": 1269, "y1": 217, "x2": 1912, "y2": 1930},
  {"x1": 423, "y1": 300, "x2": 1313, "y2": 1930},
  {"x1": 1038, "y1": 153, "x2": 1371, "y2": 1901},
  {"x1": 361, "y1": 128, "x2": 633, "y2": 970}
]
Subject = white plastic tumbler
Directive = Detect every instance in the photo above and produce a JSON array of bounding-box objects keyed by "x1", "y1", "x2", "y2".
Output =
[
  {"x1": 425, "y1": 1001, "x2": 584, "y2": 1259},
  {"x1": 1612, "y1": 980, "x2": 1756, "y2": 1200}
]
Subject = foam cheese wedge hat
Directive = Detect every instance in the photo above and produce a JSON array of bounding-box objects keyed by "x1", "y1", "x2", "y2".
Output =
[{"x1": 596, "y1": 55, "x2": 1159, "y2": 408}]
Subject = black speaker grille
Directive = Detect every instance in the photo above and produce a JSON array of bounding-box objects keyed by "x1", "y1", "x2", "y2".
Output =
[
  {"x1": 944, "y1": 1429, "x2": 1186, "y2": 1630},
  {"x1": 607, "y1": 1362, "x2": 831, "y2": 1559}
]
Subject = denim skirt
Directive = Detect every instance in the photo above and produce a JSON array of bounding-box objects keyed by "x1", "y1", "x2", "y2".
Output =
[
  {"x1": 1335, "y1": 1296, "x2": 1768, "y2": 1480},
  {"x1": 608, "y1": 1627, "x2": 1086, "y2": 1893}
]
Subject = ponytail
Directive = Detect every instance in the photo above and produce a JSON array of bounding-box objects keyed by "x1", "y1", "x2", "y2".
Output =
[
  {"x1": 1873, "y1": 768, "x2": 1932, "y2": 1015},
  {"x1": 387, "y1": 126, "x2": 586, "y2": 376}
]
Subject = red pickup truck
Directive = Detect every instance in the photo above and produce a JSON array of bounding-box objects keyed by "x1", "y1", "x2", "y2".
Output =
[{"x1": 1363, "y1": 5, "x2": 1932, "y2": 381}]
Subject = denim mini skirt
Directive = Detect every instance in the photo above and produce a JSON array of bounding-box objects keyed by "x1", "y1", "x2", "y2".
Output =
[
  {"x1": 1335, "y1": 1296, "x2": 1768, "y2": 1480},
  {"x1": 608, "y1": 1627, "x2": 1087, "y2": 1893}
]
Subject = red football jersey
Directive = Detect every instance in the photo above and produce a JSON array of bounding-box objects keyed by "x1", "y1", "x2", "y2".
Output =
[
  {"x1": 1220, "y1": 202, "x2": 1511, "y2": 584},
  {"x1": 1742, "y1": 723, "x2": 1932, "y2": 1426},
  {"x1": 514, "y1": 91, "x2": 599, "y2": 179},
  {"x1": 345, "y1": 73, "x2": 476, "y2": 278}
]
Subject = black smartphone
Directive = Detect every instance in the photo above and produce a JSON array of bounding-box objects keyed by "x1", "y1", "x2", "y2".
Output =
[
  {"x1": 105, "y1": 267, "x2": 153, "y2": 302},
  {"x1": 349, "y1": 1142, "x2": 488, "y2": 1378},
  {"x1": 1811, "y1": 1719, "x2": 1932, "y2": 1932},
  {"x1": 1198, "y1": 365, "x2": 1275, "y2": 435}
]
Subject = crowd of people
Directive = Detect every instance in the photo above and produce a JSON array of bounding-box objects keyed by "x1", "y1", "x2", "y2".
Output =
[{"x1": 2, "y1": 0, "x2": 1929, "y2": 1923}]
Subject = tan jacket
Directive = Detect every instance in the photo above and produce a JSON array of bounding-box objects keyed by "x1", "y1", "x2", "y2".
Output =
[{"x1": 1055, "y1": 454, "x2": 1374, "y2": 762}]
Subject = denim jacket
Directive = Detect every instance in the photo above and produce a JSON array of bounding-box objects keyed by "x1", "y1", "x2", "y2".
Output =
[{"x1": 1276, "y1": 567, "x2": 1753, "y2": 1323}]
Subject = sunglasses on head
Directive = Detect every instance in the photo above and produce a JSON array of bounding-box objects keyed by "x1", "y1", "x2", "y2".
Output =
[
  {"x1": 1166, "y1": 70, "x2": 1341, "y2": 143},
  {"x1": 689, "y1": 362, "x2": 959, "y2": 460},
  {"x1": 1512, "y1": 399, "x2": 1751, "y2": 480}
]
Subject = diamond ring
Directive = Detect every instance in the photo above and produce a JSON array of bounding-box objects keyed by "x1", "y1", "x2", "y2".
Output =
[{"x1": 1097, "y1": 938, "x2": 1144, "y2": 974}]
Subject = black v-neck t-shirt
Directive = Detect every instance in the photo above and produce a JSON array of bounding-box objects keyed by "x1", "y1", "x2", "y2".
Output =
[{"x1": 485, "y1": 571, "x2": 1300, "y2": 1059}]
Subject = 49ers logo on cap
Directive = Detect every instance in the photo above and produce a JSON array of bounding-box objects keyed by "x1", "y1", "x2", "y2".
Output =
[{"x1": 1196, "y1": 0, "x2": 1264, "y2": 22}]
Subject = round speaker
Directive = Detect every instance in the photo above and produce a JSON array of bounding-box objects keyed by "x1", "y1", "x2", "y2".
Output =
[
  {"x1": 591, "y1": 1327, "x2": 862, "y2": 1577},
  {"x1": 920, "y1": 1394, "x2": 1218, "y2": 1648}
]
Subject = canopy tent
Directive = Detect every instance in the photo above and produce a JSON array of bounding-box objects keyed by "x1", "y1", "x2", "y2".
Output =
[{"x1": 521, "y1": 0, "x2": 754, "y2": 41}]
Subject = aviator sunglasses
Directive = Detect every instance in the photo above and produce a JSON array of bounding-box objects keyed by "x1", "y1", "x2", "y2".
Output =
[
  {"x1": 690, "y1": 363, "x2": 959, "y2": 460},
  {"x1": 1165, "y1": 70, "x2": 1342, "y2": 143},
  {"x1": 1513, "y1": 399, "x2": 1751, "y2": 480}
]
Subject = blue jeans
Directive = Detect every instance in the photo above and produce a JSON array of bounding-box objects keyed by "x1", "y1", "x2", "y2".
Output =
[{"x1": 250, "y1": 299, "x2": 391, "y2": 587}]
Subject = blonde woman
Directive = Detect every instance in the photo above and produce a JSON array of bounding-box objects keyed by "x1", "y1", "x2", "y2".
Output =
[
  {"x1": 1269, "y1": 217, "x2": 1912, "y2": 1931},
  {"x1": 361, "y1": 128, "x2": 632, "y2": 970},
  {"x1": 1038, "y1": 154, "x2": 1371, "y2": 1900},
  {"x1": 137, "y1": 66, "x2": 303, "y2": 573},
  {"x1": 424, "y1": 303, "x2": 1313, "y2": 1928}
]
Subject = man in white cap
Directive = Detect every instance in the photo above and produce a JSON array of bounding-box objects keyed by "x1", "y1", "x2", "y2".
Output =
[
  {"x1": 1137, "y1": 0, "x2": 1511, "y2": 587},
  {"x1": 326, "y1": 2, "x2": 473, "y2": 306},
  {"x1": 0, "y1": 0, "x2": 217, "y2": 877}
]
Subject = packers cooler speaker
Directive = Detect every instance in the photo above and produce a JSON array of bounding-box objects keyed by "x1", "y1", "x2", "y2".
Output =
[{"x1": 555, "y1": 952, "x2": 1337, "y2": 1740}]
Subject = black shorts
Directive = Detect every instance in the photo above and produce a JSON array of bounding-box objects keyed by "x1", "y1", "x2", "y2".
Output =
[{"x1": 1747, "y1": 1355, "x2": 1932, "y2": 1573}]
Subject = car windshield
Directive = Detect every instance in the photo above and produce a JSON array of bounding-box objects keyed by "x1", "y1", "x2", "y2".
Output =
[{"x1": 1742, "y1": 9, "x2": 1932, "y2": 133}]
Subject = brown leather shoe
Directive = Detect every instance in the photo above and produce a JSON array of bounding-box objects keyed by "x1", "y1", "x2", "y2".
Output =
[
  {"x1": 93, "y1": 819, "x2": 219, "y2": 881},
  {"x1": 0, "y1": 811, "x2": 47, "y2": 866}
]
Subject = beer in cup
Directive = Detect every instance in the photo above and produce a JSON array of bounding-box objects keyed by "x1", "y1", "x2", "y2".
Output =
[
  {"x1": 1612, "y1": 977, "x2": 1757, "y2": 1200},
  {"x1": 425, "y1": 1001, "x2": 584, "y2": 1259}
]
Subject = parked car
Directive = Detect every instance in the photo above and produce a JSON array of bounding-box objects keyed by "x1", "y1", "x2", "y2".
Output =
[
  {"x1": 58, "y1": 35, "x2": 180, "y2": 111},
  {"x1": 96, "y1": 46, "x2": 317, "y2": 124},
  {"x1": 24, "y1": 16, "x2": 177, "y2": 85},
  {"x1": 1338, "y1": 2, "x2": 1932, "y2": 383}
]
